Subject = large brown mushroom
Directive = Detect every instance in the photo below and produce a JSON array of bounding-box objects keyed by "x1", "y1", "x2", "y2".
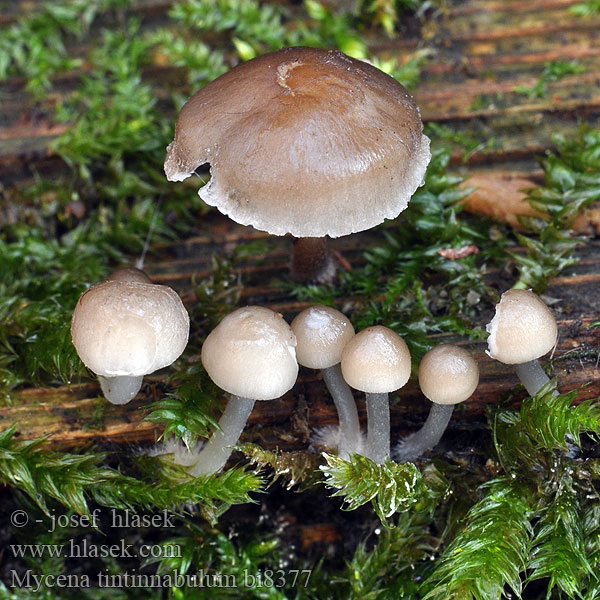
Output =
[{"x1": 164, "y1": 46, "x2": 430, "y2": 282}]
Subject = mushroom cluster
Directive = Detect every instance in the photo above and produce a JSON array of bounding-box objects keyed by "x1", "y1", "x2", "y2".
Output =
[
  {"x1": 193, "y1": 304, "x2": 484, "y2": 471},
  {"x1": 71, "y1": 278, "x2": 558, "y2": 473},
  {"x1": 68, "y1": 41, "x2": 562, "y2": 475}
]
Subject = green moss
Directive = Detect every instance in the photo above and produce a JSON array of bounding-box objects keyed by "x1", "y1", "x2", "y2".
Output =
[
  {"x1": 512, "y1": 126, "x2": 600, "y2": 292},
  {"x1": 570, "y1": 0, "x2": 600, "y2": 15},
  {"x1": 514, "y1": 60, "x2": 586, "y2": 100},
  {"x1": 0, "y1": 424, "x2": 263, "y2": 521}
]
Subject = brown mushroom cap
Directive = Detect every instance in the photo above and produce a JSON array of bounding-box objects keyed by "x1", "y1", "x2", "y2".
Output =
[
  {"x1": 486, "y1": 289, "x2": 558, "y2": 364},
  {"x1": 165, "y1": 46, "x2": 430, "y2": 238},
  {"x1": 201, "y1": 306, "x2": 298, "y2": 401},
  {"x1": 291, "y1": 305, "x2": 355, "y2": 369},
  {"x1": 418, "y1": 344, "x2": 479, "y2": 405},
  {"x1": 107, "y1": 267, "x2": 152, "y2": 284},
  {"x1": 71, "y1": 280, "x2": 189, "y2": 377},
  {"x1": 341, "y1": 325, "x2": 411, "y2": 393}
]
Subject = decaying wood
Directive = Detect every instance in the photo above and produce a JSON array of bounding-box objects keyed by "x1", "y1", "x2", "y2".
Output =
[{"x1": 0, "y1": 0, "x2": 599, "y2": 452}]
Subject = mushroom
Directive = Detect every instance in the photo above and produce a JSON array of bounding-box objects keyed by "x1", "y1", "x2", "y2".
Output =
[
  {"x1": 107, "y1": 267, "x2": 152, "y2": 284},
  {"x1": 164, "y1": 46, "x2": 431, "y2": 282},
  {"x1": 486, "y1": 289, "x2": 558, "y2": 396},
  {"x1": 340, "y1": 326, "x2": 411, "y2": 464},
  {"x1": 395, "y1": 344, "x2": 479, "y2": 462},
  {"x1": 291, "y1": 305, "x2": 360, "y2": 459},
  {"x1": 71, "y1": 272, "x2": 189, "y2": 405},
  {"x1": 190, "y1": 306, "x2": 298, "y2": 476}
]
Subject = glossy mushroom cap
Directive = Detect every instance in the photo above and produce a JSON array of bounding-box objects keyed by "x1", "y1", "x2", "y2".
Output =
[
  {"x1": 486, "y1": 289, "x2": 558, "y2": 365},
  {"x1": 165, "y1": 46, "x2": 430, "y2": 238},
  {"x1": 418, "y1": 344, "x2": 479, "y2": 405},
  {"x1": 201, "y1": 306, "x2": 298, "y2": 401},
  {"x1": 341, "y1": 326, "x2": 411, "y2": 393},
  {"x1": 107, "y1": 267, "x2": 152, "y2": 283},
  {"x1": 291, "y1": 305, "x2": 355, "y2": 369},
  {"x1": 71, "y1": 280, "x2": 189, "y2": 377}
]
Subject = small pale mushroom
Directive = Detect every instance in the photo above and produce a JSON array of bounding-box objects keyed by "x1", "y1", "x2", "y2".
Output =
[
  {"x1": 71, "y1": 272, "x2": 189, "y2": 405},
  {"x1": 395, "y1": 344, "x2": 479, "y2": 462},
  {"x1": 341, "y1": 326, "x2": 411, "y2": 464},
  {"x1": 291, "y1": 305, "x2": 360, "y2": 459},
  {"x1": 486, "y1": 289, "x2": 558, "y2": 396},
  {"x1": 190, "y1": 306, "x2": 298, "y2": 476},
  {"x1": 164, "y1": 46, "x2": 430, "y2": 283},
  {"x1": 107, "y1": 267, "x2": 152, "y2": 284}
]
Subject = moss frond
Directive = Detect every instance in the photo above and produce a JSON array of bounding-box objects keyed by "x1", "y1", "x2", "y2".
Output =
[
  {"x1": 421, "y1": 477, "x2": 533, "y2": 600},
  {"x1": 514, "y1": 126, "x2": 600, "y2": 292},
  {"x1": 0, "y1": 425, "x2": 262, "y2": 523},
  {"x1": 241, "y1": 443, "x2": 322, "y2": 491},
  {"x1": 321, "y1": 453, "x2": 423, "y2": 525},
  {"x1": 528, "y1": 472, "x2": 597, "y2": 597},
  {"x1": 520, "y1": 379, "x2": 600, "y2": 451}
]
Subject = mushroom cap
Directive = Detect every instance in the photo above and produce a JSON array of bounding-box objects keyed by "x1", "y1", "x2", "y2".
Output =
[
  {"x1": 201, "y1": 306, "x2": 298, "y2": 401},
  {"x1": 486, "y1": 289, "x2": 558, "y2": 364},
  {"x1": 108, "y1": 267, "x2": 152, "y2": 284},
  {"x1": 71, "y1": 280, "x2": 189, "y2": 377},
  {"x1": 341, "y1": 326, "x2": 411, "y2": 393},
  {"x1": 165, "y1": 46, "x2": 431, "y2": 239},
  {"x1": 291, "y1": 305, "x2": 355, "y2": 369},
  {"x1": 418, "y1": 344, "x2": 479, "y2": 405}
]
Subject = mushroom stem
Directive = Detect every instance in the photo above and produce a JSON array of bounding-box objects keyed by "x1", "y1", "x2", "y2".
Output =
[
  {"x1": 98, "y1": 375, "x2": 144, "y2": 405},
  {"x1": 515, "y1": 360, "x2": 551, "y2": 397},
  {"x1": 395, "y1": 403, "x2": 454, "y2": 463},
  {"x1": 321, "y1": 364, "x2": 361, "y2": 459},
  {"x1": 291, "y1": 237, "x2": 336, "y2": 283},
  {"x1": 190, "y1": 395, "x2": 256, "y2": 476},
  {"x1": 365, "y1": 393, "x2": 390, "y2": 464}
]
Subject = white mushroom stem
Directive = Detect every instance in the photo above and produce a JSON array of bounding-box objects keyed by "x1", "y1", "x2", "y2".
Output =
[
  {"x1": 321, "y1": 364, "x2": 361, "y2": 459},
  {"x1": 395, "y1": 403, "x2": 454, "y2": 463},
  {"x1": 515, "y1": 360, "x2": 551, "y2": 397},
  {"x1": 190, "y1": 396, "x2": 256, "y2": 476},
  {"x1": 365, "y1": 393, "x2": 390, "y2": 464},
  {"x1": 98, "y1": 375, "x2": 144, "y2": 405}
]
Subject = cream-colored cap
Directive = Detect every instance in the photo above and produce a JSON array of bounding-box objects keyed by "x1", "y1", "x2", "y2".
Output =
[
  {"x1": 201, "y1": 306, "x2": 298, "y2": 401},
  {"x1": 165, "y1": 46, "x2": 430, "y2": 238},
  {"x1": 486, "y1": 289, "x2": 558, "y2": 364},
  {"x1": 340, "y1": 326, "x2": 411, "y2": 393},
  {"x1": 71, "y1": 280, "x2": 189, "y2": 377},
  {"x1": 291, "y1": 305, "x2": 354, "y2": 369},
  {"x1": 418, "y1": 344, "x2": 479, "y2": 405}
]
